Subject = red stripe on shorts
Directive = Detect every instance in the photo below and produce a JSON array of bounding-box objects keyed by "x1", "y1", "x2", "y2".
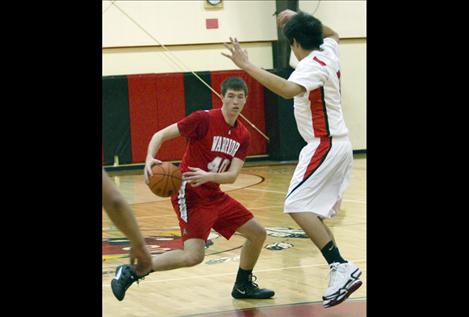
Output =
[{"x1": 303, "y1": 137, "x2": 331, "y2": 180}]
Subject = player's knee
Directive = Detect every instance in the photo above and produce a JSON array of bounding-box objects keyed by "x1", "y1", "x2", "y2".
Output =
[
  {"x1": 184, "y1": 252, "x2": 204, "y2": 267},
  {"x1": 247, "y1": 226, "x2": 266, "y2": 245},
  {"x1": 257, "y1": 227, "x2": 267, "y2": 243}
]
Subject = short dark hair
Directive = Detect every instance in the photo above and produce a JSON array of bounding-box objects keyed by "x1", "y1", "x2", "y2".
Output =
[
  {"x1": 283, "y1": 11, "x2": 323, "y2": 50},
  {"x1": 221, "y1": 77, "x2": 248, "y2": 97}
]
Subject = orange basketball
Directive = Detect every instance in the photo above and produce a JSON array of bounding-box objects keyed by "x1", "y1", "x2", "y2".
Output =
[{"x1": 148, "y1": 162, "x2": 182, "y2": 197}]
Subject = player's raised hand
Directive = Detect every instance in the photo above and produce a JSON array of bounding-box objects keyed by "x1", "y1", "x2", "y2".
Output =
[
  {"x1": 221, "y1": 37, "x2": 250, "y2": 70},
  {"x1": 277, "y1": 9, "x2": 297, "y2": 28}
]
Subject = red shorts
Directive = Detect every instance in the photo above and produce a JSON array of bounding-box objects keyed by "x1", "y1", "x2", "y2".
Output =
[{"x1": 171, "y1": 192, "x2": 253, "y2": 242}]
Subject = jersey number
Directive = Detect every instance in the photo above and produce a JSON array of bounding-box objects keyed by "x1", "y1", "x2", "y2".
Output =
[{"x1": 208, "y1": 157, "x2": 230, "y2": 173}]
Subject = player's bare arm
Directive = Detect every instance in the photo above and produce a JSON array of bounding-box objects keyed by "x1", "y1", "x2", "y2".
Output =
[
  {"x1": 102, "y1": 171, "x2": 153, "y2": 275},
  {"x1": 183, "y1": 157, "x2": 244, "y2": 187},
  {"x1": 222, "y1": 37, "x2": 304, "y2": 99},
  {"x1": 322, "y1": 25, "x2": 339, "y2": 43},
  {"x1": 144, "y1": 123, "x2": 181, "y2": 184},
  {"x1": 103, "y1": 171, "x2": 147, "y2": 247},
  {"x1": 276, "y1": 9, "x2": 339, "y2": 43}
]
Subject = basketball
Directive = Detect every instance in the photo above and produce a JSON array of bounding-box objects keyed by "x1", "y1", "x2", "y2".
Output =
[{"x1": 148, "y1": 162, "x2": 182, "y2": 197}]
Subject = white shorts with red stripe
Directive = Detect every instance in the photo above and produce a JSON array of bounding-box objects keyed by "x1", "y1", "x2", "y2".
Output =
[{"x1": 284, "y1": 135, "x2": 353, "y2": 218}]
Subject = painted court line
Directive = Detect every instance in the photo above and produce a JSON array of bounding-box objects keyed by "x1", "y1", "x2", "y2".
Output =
[{"x1": 226, "y1": 186, "x2": 366, "y2": 205}]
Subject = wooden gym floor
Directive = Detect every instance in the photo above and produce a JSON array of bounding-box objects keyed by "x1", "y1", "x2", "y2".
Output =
[{"x1": 102, "y1": 157, "x2": 366, "y2": 317}]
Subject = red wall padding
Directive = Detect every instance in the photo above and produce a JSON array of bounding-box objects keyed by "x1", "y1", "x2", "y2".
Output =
[
  {"x1": 210, "y1": 70, "x2": 267, "y2": 155},
  {"x1": 126, "y1": 70, "x2": 267, "y2": 163},
  {"x1": 127, "y1": 73, "x2": 187, "y2": 163}
]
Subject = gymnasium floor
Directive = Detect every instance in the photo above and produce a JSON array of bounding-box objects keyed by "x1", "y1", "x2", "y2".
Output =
[{"x1": 102, "y1": 157, "x2": 366, "y2": 317}]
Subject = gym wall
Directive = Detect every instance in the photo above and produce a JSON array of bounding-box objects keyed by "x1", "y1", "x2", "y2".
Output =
[{"x1": 102, "y1": 0, "x2": 366, "y2": 164}]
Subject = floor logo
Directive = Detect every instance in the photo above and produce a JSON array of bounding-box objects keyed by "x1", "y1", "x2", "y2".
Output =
[
  {"x1": 102, "y1": 235, "x2": 182, "y2": 261},
  {"x1": 205, "y1": 255, "x2": 240, "y2": 265},
  {"x1": 103, "y1": 231, "x2": 220, "y2": 261},
  {"x1": 265, "y1": 242, "x2": 294, "y2": 250},
  {"x1": 266, "y1": 227, "x2": 308, "y2": 238}
]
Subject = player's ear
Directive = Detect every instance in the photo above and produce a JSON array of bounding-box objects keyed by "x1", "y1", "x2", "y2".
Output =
[{"x1": 292, "y1": 38, "x2": 301, "y2": 49}]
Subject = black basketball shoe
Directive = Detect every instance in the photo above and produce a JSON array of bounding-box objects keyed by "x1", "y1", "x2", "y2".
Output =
[
  {"x1": 231, "y1": 274, "x2": 275, "y2": 299},
  {"x1": 111, "y1": 264, "x2": 147, "y2": 301}
]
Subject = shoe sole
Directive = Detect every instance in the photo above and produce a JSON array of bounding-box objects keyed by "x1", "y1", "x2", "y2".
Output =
[
  {"x1": 231, "y1": 291, "x2": 275, "y2": 299},
  {"x1": 322, "y1": 268, "x2": 362, "y2": 300},
  {"x1": 323, "y1": 279, "x2": 362, "y2": 308}
]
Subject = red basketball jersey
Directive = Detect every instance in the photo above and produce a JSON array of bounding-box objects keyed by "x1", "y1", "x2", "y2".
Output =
[{"x1": 177, "y1": 108, "x2": 250, "y2": 200}]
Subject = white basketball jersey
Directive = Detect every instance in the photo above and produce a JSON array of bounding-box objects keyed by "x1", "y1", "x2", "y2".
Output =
[{"x1": 288, "y1": 38, "x2": 348, "y2": 142}]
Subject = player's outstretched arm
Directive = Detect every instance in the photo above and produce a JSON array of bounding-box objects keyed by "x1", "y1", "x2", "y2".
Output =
[
  {"x1": 222, "y1": 37, "x2": 304, "y2": 99},
  {"x1": 103, "y1": 170, "x2": 145, "y2": 245},
  {"x1": 276, "y1": 9, "x2": 297, "y2": 28},
  {"x1": 102, "y1": 170, "x2": 152, "y2": 275},
  {"x1": 276, "y1": 9, "x2": 339, "y2": 43},
  {"x1": 322, "y1": 24, "x2": 339, "y2": 43}
]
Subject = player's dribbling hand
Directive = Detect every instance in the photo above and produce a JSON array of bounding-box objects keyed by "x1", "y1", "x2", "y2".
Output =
[
  {"x1": 277, "y1": 9, "x2": 297, "y2": 28},
  {"x1": 144, "y1": 157, "x2": 162, "y2": 185},
  {"x1": 221, "y1": 37, "x2": 250, "y2": 70},
  {"x1": 129, "y1": 243, "x2": 153, "y2": 277}
]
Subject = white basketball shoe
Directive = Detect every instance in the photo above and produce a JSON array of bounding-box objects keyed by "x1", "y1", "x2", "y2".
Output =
[{"x1": 322, "y1": 261, "x2": 362, "y2": 308}]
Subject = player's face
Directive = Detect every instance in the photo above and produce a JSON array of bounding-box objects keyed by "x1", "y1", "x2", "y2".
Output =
[{"x1": 222, "y1": 89, "x2": 247, "y2": 115}]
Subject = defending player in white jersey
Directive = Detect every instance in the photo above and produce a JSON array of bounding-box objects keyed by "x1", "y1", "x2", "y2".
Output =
[{"x1": 222, "y1": 10, "x2": 362, "y2": 308}]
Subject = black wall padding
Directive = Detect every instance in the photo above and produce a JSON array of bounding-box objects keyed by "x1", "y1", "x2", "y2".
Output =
[
  {"x1": 102, "y1": 76, "x2": 132, "y2": 165},
  {"x1": 183, "y1": 71, "x2": 213, "y2": 115}
]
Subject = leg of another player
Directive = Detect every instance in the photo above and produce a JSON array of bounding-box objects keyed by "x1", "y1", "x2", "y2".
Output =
[
  {"x1": 289, "y1": 212, "x2": 332, "y2": 250},
  {"x1": 320, "y1": 218, "x2": 336, "y2": 246},
  {"x1": 322, "y1": 199, "x2": 343, "y2": 245},
  {"x1": 290, "y1": 209, "x2": 362, "y2": 308},
  {"x1": 151, "y1": 238, "x2": 206, "y2": 271}
]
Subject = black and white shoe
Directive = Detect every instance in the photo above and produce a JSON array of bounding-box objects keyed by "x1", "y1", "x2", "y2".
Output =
[
  {"x1": 231, "y1": 274, "x2": 275, "y2": 299},
  {"x1": 111, "y1": 265, "x2": 147, "y2": 301}
]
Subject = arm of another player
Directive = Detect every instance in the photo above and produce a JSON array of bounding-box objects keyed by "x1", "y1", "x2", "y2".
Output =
[
  {"x1": 144, "y1": 123, "x2": 181, "y2": 184},
  {"x1": 102, "y1": 170, "x2": 152, "y2": 275},
  {"x1": 222, "y1": 37, "x2": 304, "y2": 99},
  {"x1": 183, "y1": 157, "x2": 245, "y2": 187}
]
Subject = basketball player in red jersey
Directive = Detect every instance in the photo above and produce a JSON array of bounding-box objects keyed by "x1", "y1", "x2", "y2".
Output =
[{"x1": 111, "y1": 77, "x2": 274, "y2": 301}]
